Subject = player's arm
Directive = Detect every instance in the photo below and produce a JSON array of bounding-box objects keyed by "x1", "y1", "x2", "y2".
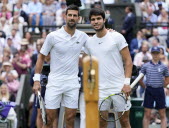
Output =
[
  {"x1": 120, "y1": 46, "x2": 133, "y2": 96},
  {"x1": 33, "y1": 53, "x2": 46, "y2": 94}
]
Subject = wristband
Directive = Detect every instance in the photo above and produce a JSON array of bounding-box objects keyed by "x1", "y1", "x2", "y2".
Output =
[
  {"x1": 124, "y1": 78, "x2": 131, "y2": 85},
  {"x1": 33, "y1": 74, "x2": 40, "y2": 82}
]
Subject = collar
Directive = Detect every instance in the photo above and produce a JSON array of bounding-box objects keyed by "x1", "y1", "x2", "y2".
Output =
[
  {"x1": 127, "y1": 12, "x2": 132, "y2": 17},
  {"x1": 150, "y1": 60, "x2": 161, "y2": 65},
  {"x1": 61, "y1": 26, "x2": 78, "y2": 38}
]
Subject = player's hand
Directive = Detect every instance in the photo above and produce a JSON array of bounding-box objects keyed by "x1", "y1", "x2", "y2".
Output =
[
  {"x1": 33, "y1": 81, "x2": 41, "y2": 94},
  {"x1": 122, "y1": 85, "x2": 131, "y2": 97}
]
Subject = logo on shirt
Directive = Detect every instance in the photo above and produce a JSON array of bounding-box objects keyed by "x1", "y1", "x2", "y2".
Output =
[
  {"x1": 158, "y1": 68, "x2": 161, "y2": 72},
  {"x1": 98, "y1": 42, "x2": 103, "y2": 44},
  {"x1": 76, "y1": 42, "x2": 80, "y2": 44}
]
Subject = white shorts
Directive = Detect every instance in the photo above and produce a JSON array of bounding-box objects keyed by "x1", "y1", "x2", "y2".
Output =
[
  {"x1": 45, "y1": 81, "x2": 80, "y2": 109},
  {"x1": 99, "y1": 89, "x2": 131, "y2": 112}
]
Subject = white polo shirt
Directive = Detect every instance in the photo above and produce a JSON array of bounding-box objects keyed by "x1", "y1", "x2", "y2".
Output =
[
  {"x1": 40, "y1": 26, "x2": 88, "y2": 87},
  {"x1": 84, "y1": 31, "x2": 128, "y2": 91}
]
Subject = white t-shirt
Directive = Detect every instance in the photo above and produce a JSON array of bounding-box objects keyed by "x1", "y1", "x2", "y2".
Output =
[
  {"x1": 84, "y1": 31, "x2": 128, "y2": 91},
  {"x1": 40, "y1": 26, "x2": 88, "y2": 86}
]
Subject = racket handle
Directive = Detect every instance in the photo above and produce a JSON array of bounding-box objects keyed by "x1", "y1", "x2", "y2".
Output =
[{"x1": 130, "y1": 73, "x2": 144, "y2": 88}]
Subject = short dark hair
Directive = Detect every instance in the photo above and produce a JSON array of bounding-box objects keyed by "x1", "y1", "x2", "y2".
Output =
[
  {"x1": 89, "y1": 8, "x2": 105, "y2": 21},
  {"x1": 127, "y1": 6, "x2": 133, "y2": 12},
  {"x1": 66, "y1": 4, "x2": 80, "y2": 16}
]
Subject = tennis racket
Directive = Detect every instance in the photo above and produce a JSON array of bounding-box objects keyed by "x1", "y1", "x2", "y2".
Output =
[
  {"x1": 37, "y1": 91, "x2": 47, "y2": 125},
  {"x1": 99, "y1": 73, "x2": 144, "y2": 122}
]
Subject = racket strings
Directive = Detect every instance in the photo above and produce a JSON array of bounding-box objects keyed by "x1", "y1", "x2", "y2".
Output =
[{"x1": 99, "y1": 94, "x2": 128, "y2": 122}]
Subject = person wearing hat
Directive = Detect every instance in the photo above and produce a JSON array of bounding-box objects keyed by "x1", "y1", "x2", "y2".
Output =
[
  {"x1": 12, "y1": 39, "x2": 31, "y2": 76},
  {"x1": 0, "y1": 61, "x2": 18, "y2": 83},
  {"x1": 139, "y1": 46, "x2": 169, "y2": 128}
]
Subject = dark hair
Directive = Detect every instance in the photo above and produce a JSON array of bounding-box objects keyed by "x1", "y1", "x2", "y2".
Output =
[
  {"x1": 127, "y1": 6, "x2": 133, "y2": 12},
  {"x1": 89, "y1": 8, "x2": 105, "y2": 21},
  {"x1": 66, "y1": 4, "x2": 80, "y2": 16}
]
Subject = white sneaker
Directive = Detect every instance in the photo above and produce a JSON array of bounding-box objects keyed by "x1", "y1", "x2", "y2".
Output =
[
  {"x1": 35, "y1": 27, "x2": 40, "y2": 34},
  {"x1": 28, "y1": 27, "x2": 32, "y2": 32}
]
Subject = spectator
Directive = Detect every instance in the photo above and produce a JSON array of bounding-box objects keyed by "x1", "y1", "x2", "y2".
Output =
[
  {"x1": 5, "y1": 72, "x2": 20, "y2": 98},
  {"x1": 130, "y1": 30, "x2": 146, "y2": 60},
  {"x1": 0, "y1": 17, "x2": 11, "y2": 35},
  {"x1": 157, "y1": 9, "x2": 168, "y2": 36},
  {"x1": 121, "y1": 6, "x2": 136, "y2": 46},
  {"x1": 6, "y1": 37, "x2": 18, "y2": 55},
  {"x1": 148, "y1": 28, "x2": 167, "y2": 48},
  {"x1": 143, "y1": 7, "x2": 158, "y2": 24},
  {"x1": 0, "y1": 61, "x2": 18, "y2": 82},
  {"x1": 10, "y1": 29, "x2": 22, "y2": 51},
  {"x1": 56, "y1": 2, "x2": 67, "y2": 26},
  {"x1": 154, "y1": 0, "x2": 168, "y2": 12},
  {"x1": 133, "y1": 42, "x2": 152, "y2": 67},
  {"x1": 42, "y1": 0, "x2": 56, "y2": 30},
  {"x1": 31, "y1": 39, "x2": 44, "y2": 68},
  {"x1": 27, "y1": 0, "x2": 43, "y2": 34},
  {"x1": 12, "y1": 39, "x2": 31, "y2": 77},
  {"x1": 13, "y1": 1, "x2": 29, "y2": 24},
  {"x1": 140, "y1": 0, "x2": 155, "y2": 18},
  {"x1": 0, "y1": 84, "x2": 10, "y2": 102},
  {"x1": 0, "y1": 5, "x2": 12, "y2": 20}
]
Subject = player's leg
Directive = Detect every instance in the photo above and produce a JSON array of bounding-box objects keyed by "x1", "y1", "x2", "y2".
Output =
[
  {"x1": 63, "y1": 88, "x2": 80, "y2": 128},
  {"x1": 118, "y1": 111, "x2": 131, "y2": 128},
  {"x1": 43, "y1": 109, "x2": 58, "y2": 128},
  {"x1": 99, "y1": 111, "x2": 108, "y2": 128},
  {"x1": 44, "y1": 86, "x2": 62, "y2": 128}
]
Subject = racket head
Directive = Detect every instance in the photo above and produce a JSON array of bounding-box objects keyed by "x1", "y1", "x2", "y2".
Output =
[
  {"x1": 37, "y1": 91, "x2": 47, "y2": 124},
  {"x1": 99, "y1": 93, "x2": 131, "y2": 122}
]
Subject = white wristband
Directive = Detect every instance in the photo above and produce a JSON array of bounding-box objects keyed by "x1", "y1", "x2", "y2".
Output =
[
  {"x1": 124, "y1": 78, "x2": 131, "y2": 85},
  {"x1": 33, "y1": 74, "x2": 40, "y2": 82}
]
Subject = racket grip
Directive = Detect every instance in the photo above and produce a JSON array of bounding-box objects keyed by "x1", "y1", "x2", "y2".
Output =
[{"x1": 130, "y1": 73, "x2": 144, "y2": 88}]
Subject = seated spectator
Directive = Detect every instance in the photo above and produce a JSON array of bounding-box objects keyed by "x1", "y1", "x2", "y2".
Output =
[
  {"x1": 154, "y1": 0, "x2": 168, "y2": 12},
  {"x1": 0, "y1": 5, "x2": 12, "y2": 20},
  {"x1": 133, "y1": 42, "x2": 152, "y2": 66},
  {"x1": 130, "y1": 30, "x2": 146, "y2": 60},
  {"x1": 142, "y1": 7, "x2": 158, "y2": 24},
  {"x1": 140, "y1": 0, "x2": 155, "y2": 18},
  {"x1": 5, "y1": 73, "x2": 20, "y2": 98},
  {"x1": 148, "y1": 28, "x2": 167, "y2": 48},
  {"x1": 56, "y1": 2, "x2": 67, "y2": 26},
  {"x1": 0, "y1": 61, "x2": 18, "y2": 82},
  {"x1": 42, "y1": 0, "x2": 56, "y2": 30},
  {"x1": 13, "y1": 1, "x2": 29, "y2": 24},
  {"x1": 0, "y1": 84, "x2": 17, "y2": 128},
  {"x1": 12, "y1": 39, "x2": 31, "y2": 77},
  {"x1": 157, "y1": 9, "x2": 168, "y2": 36},
  {"x1": 0, "y1": 17, "x2": 11, "y2": 35},
  {"x1": 0, "y1": 47, "x2": 12, "y2": 65},
  {"x1": 27, "y1": 0, "x2": 43, "y2": 34},
  {"x1": 6, "y1": 37, "x2": 18, "y2": 55},
  {"x1": 10, "y1": 29, "x2": 22, "y2": 51}
]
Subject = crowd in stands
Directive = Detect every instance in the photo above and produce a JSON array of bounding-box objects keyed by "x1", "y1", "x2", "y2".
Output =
[{"x1": 0, "y1": 0, "x2": 169, "y2": 127}]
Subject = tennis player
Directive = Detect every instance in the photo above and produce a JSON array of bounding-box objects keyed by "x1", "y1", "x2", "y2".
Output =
[
  {"x1": 33, "y1": 5, "x2": 89, "y2": 128},
  {"x1": 83, "y1": 8, "x2": 133, "y2": 128}
]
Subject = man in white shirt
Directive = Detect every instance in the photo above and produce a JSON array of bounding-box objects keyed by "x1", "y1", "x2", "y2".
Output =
[
  {"x1": 33, "y1": 5, "x2": 88, "y2": 128},
  {"x1": 84, "y1": 8, "x2": 133, "y2": 128}
]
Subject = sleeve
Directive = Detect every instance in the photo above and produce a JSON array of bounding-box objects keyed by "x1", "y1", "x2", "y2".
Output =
[
  {"x1": 140, "y1": 64, "x2": 146, "y2": 75},
  {"x1": 116, "y1": 32, "x2": 128, "y2": 51},
  {"x1": 163, "y1": 66, "x2": 169, "y2": 76},
  {"x1": 40, "y1": 33, "x2": 53, "y2": 56}
]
